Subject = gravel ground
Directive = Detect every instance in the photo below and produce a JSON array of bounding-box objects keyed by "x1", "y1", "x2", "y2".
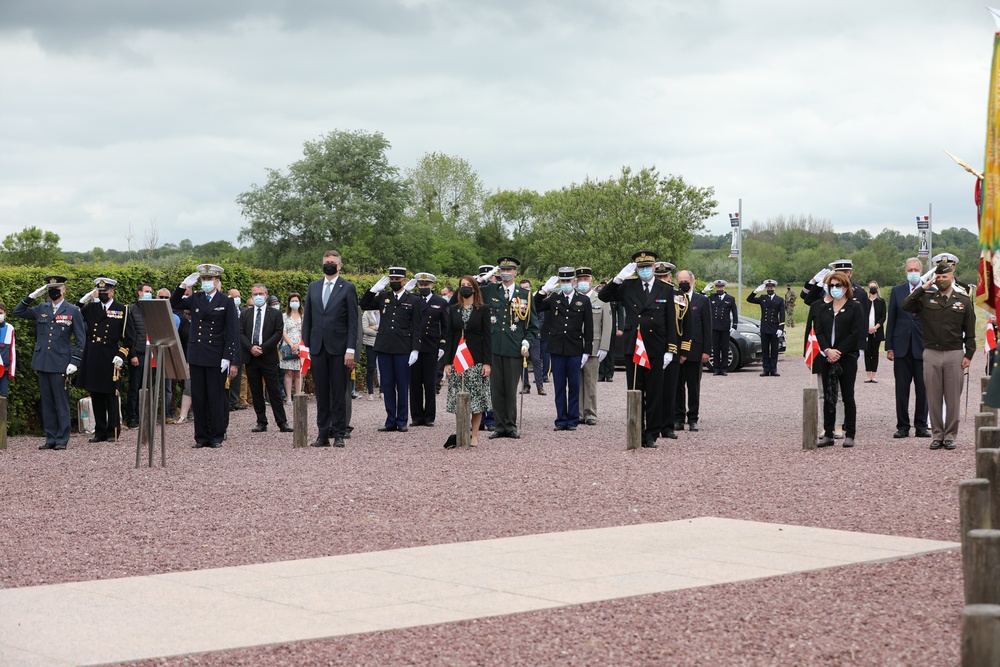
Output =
[{"x1": 0, "y1": 352, "x2": 981, "y2": 665}]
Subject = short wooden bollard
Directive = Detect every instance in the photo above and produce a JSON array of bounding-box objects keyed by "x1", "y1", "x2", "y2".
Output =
[
  {"x1": 802, "y1": 387, "x2": 818, "y2": 450},
  {"x1": 980, "y1": 429, "x2": 1000, "y2": 451},
  {"x1": 977, "y1": 449, "x2": 1000, "y2": 524},
  {"x1": 984, "y1": 376, "x2": 992, "y2": 395},
  {"x1": 0, "y1": 395, "x2": 6, "y2": 451},
  {"x1": 967, "y1": 529, "x2": 1000, "y2": 605},
  {"x1": 961, "y1": 479, "x2": 992, "y2": 603},
  {"x1": 977, "y1": 416, "x2": 999, "y2": 449},
  {"x1": 292, "y1": 394, "x2": 308, "y2": 448},
  {"x1": 456, "y1": 392, "x2": 471, "y2": 448},
  {"x1": 626, "y1": 390, "x2": 642, "y2": 450},
  {"x1": 962, "y1": 604, "x2": 1000, "y2": 666}
]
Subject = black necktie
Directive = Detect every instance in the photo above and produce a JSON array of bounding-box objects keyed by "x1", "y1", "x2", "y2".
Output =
[
  {"x1": 253, "y1": 308, "x2": 263, "y2": 346},
  {"x1": 644, "y1": 283, "x2": 650, "y2": 294}
]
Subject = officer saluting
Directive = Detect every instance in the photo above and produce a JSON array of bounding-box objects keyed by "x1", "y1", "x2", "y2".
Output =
[
  {"x1": 709, "y1": 280, "x2": 738, "y2": 375},
  {"x1": 409, "y1": 272, "x2": 449, "y2": 427},
  {"x1": 76, "y1": 278, "x2": 135, "y2": 442},
  {"x1": 747, "y1": 279, "x2": 785, "y2": 377},
  {"x1": 170, "y1": 264, "x2": 240, "y2": 448},
  {"x1": 13, "y1": 275, "x2": 86, "y2": 450}
]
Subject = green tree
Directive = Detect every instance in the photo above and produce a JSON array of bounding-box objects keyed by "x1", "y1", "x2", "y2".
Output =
[
  {"x1": 479, "y1": 189, "x2": 543, "y2": 272},
  {"x1": 406, "y1": 152, "x2": 487, "y2": 234},
  {"x1": 1, "y1": 226, "x2": 61, "y2": 266}
]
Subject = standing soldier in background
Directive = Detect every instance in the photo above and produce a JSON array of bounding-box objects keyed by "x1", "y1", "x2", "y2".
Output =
[
  {"x1": 674, "y1": 270, "x2": 711, "y2": 432},
  {"x1": 747, "y1": 279, "x2": 785, "y2": 377},
  {"x1": 576, "y1": 267, "x2": 612, "y2": 426},
  {"x1": 409, "y1": 272, "x2": 449, "y2": 427},
  {"x1": 13, "y1": 275, "x2": 86, "y2": 450},
  {"x1": 784, "y1": 283, "x2": 796, "y2": 327},
  {"x1": 76, "y1": 278, "x2": 134, "y2": 443},
  {"x1": 709, "y1": 280, "x2": 738, "y2": 376},
  {"x1": 598, "y1": 278, "x2": 624, "y2": 382}
]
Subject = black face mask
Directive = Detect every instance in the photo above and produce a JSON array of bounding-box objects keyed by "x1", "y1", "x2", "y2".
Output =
[
  {"x1": 678, "y1": 281, "x2": 690, "y2": 293},
  {"x1": 459, "y1": 286, "x2": 474, "y2": 298},
  {"x1": 322, "y1": 262, "x2": 339, "y2": 276},
  {"x1": 418, "y1": 287, "x2": 431, "y2": 297},
  {"x1": 48, "y1": 287, "x2": 62, "y2": 301},
  {"x1": 390, "y1": 281, "x2": 404, "y2": 292},
  {"x1": 98, "y1": 292, "x2": 110, "y2": 303},
  {"x1": 766, "y1": 289, "x2": 774, "y2": 295},
  {"x1": 869, "y1": 287, "x2": 878, "y2": 295},
  {"x1": 716, "y1": 289, "x2": 725, "y2": 295}
]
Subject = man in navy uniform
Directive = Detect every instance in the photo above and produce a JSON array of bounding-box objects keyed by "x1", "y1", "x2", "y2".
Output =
[
  {"x1": 536, "y1": 267, "x2": 594, "y2": 431},
  {"x1": 301, "y1": 250, "x2": 359, "y2": 448},
  {"x1": 13, "y1": 275, "x2": 86, "y2": 450},
  {"x1": 709, "y1": 280, "x2": 738, "y2": 375},
  {"x1": 76, "y1": 278, "x2": 135, "y2": 442},
  {"x1": 654, "y1": 261, "x2": 681, "y2": 439},
  {"x1": 885, "y1": 257, "x2": 931, "y2": 438},
  {"x1": 170, "y1": 264, "x2": 240, "y2": 448},
  {"x1": 477, "y1": 264, "x2": 498, "y2": 433},
  {"x1": 674, "y1": 270, "x2": 711, "y2": 431},
  {"x1": 241, "y1": 283, "x2": 293, "y2": 433},
  {"x1": 360, "y1": 267, "x2": 421, "y2": 432},
  {"x1": 599, "y1": 250, "x2": 677, "y2": 448},
  {"x1": 409, "y1": 272, "x2": 449, "y2": 427},
  {"x1": 478, "y1": 256, "x2": 538, "y2": 439},
  {"x1": 747, "y1": 278, "x2": 785, "y2": 377}
]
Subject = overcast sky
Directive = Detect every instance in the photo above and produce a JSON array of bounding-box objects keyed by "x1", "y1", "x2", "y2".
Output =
[{"x1": 0, "y1": 0, "x2": 995, "y2": 256}]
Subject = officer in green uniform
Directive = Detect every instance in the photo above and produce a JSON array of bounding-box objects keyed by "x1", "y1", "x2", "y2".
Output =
[
  {"x1": 479, "y1": 256, "x2": 538, "y2": 439},
  {"x1": 784, "y1": 283, "x2": 796, "y2": 327}
]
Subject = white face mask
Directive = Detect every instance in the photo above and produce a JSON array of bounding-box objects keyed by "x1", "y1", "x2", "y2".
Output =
[{"x1": 0, "y1": 314, "x2": 5, "y2": 324}]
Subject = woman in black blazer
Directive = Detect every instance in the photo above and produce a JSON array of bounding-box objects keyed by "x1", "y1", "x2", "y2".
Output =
[
  {"x1": 443, "y1": 276, "x2": 493, "y2": 446},
  {"x1": 863, "y1": 281, "x2": 887, "y2": 383},
  {"x1": 813, "y1": 272, "x2": 867, "y2": 448}
]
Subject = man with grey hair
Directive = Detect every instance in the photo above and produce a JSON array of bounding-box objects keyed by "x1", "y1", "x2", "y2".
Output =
[
  {"x1": 240, "y1": 283, "x2": 292, "y2": 433},
  {"x1": 884, "y1": 257, "x2": 930, "y2": 439}
]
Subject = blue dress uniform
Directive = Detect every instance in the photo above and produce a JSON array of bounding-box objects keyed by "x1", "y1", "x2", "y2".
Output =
[
  {"x1": 536, "y1": 268, "x2": 594, "y2": 430},
  {"x1": 76, "y1": 278, "x2": 135, "y2": 442},
  {"x1": 746, "y1": 280, "x2": 785, "y2": 376},
  {"x1": 709, "y1": 281, "x2": 738, "y2": 375},
  {"x1": 13, "y1": 275, "x2": 85, "y2": 449},
  {"x1": 409, "y1": 273, "x2": 449, "y2": 427},
  {"x1": 359, "y1": 267, "x2": 422, "y2": 431},
  {"x1": 170, "y1": 265, "x2": 240, "y2": 448}
]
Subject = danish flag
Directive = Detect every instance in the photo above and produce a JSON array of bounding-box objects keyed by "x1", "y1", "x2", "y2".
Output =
[
  {"x1": 0, "y1": 324, "x2": 15, "y2": 378},
  {"x1": 987, "y1": 317, "x2": 997, "y2": 354},
  {"x1": 633, "y1": 331, "x2": 651, "y2": 369},
  {"x1": 805, "y1": 326, "x2": 820, "y2": 368},
  {"x1": 453, "y1": 336, "x2": 475, "y2": 373},
  {"x1": 299, "y1": 344, "x2": 311, "y2": 376}
]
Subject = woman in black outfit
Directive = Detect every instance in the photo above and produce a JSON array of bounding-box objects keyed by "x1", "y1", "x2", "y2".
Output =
[
  {"x1": 814, "y1": 271, "x2": 866, "y2": 448},
  {"x1": 863, "y1": 281, "x2": 886, "y2": 383},
  {"x1": 443, "y1": 276, "x2": 493, "y2": 446}
]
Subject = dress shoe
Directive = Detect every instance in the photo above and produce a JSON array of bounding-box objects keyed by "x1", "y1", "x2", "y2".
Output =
[
  {"x1": 553, "y1": 425, "x2": 567, "y2": 431},
  {"x1": 536, "y1": 388, "x2": 546, "y2": 396},
  {"x1": 333, "y1": 437, "x2": 346, "y2": 448},
  {"x1": 842, "y1": 437, "x2": 855, "y2": 448},
  {"x1": 713, "y1": 371, "x2": 722, "y2": 376},
  {"x1": 662, "y1": 429, "x2": 678, "y2": 439},
  {"x1": 507, "y1": 430, "x2": 521, "y2": 439},
  {"x1": 688, "y1": 421, "x2": 699, "y2": 432},
  {"x1": 566, "y1": 424, "x2": 577, "y2": 431},
  {"x1": 251, "y1": 423, "x2": 268, "y2": 433},
  {"x1": 192, "y1": 442, "x2": 208, "y2": 449},
  {"x1": 641, "y1": 440, "x2": 658, "y2": 448},
  {"x1": 232, "y1": 405, "x2": 248, "y2": 411},
  {"x1": 892, "y1": 429, "x2": 909, "y2": 439},
  {"x1": 88, "y1": 436, "x2": 108, "y2": 443},
  {"x1": 914, "y1": 429, "x2": 931, "y2": 438},
  {"x1": 343, "y1": 433, "x2": 351, "y2": 439},
  {"x1": 208, "y1": 442, "x2": 222, "y2": 448},
  {"x1": 833, "y1": 433, "x2": 844, "y2": 440},
  {"x1": 424, "y1": 421, "x2": 434, "y2": 427},
  {"x1": 585, "y1": 418, "x2": 597, "y2": 426},
  {"x1": 673, "y1": 422, "x2": 685, "y2": 431},
  {"x1": 126, "y1": 420, "x2": 139, "y2": 429},
  {"x1": 816, "y1": 438, "x2": 835, "y2": 448},
  {"x1": 398, "y1": 426, "x2": 409, "y2": 433},
  {"x1": 39, "y1": 442, "x2": 56, "y2": 450},
  {"x1": 943, "y1": 440, "x2": 956, "y2": 450},
  {"x1": 771, "y1": 372, "x2": 780, "y2": 377},
  {"x1": 760, "y1": 372, "x2": 769, "y2": 377},
  {"x1": 489, "y1": 430, "x2": 506, "y2": 439},
  {"x1": 53, "y1": 444, "x2": 66, "y2": 450},
  {"x1": 929, "y1": 440, "x2": 943, "y2": 450},
  {"x1": 520, "y1": 387, "x2": 531, "y2": 394},
  {"x1": 410, "y1": 421, "x2": 422, "y2": 427},
  {"x1": 378, "y1": 426, "x2": 397, "y2": 432},
  {"x1": 310, "y1": 439, "x2": 331, "y2": 447},
  {"x1": 278, "y1": 423, "x2": 294, "y2": 433}
]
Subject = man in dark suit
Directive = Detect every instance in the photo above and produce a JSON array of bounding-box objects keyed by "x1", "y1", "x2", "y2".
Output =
[
  {"x1": 76, "y1": 278, "x2": 135, "y2": 442},
  {"x1": 359, "y1": 266, "x2": 421, "y2": 433},
  {"x1": 709, "y1": 280, "x2": 738, "y2": 375},
  {"x1": 241, "y1": 283, "x2": 292, "y2": 433},
  {"x1": 599, "y1": 250, "x2": 678, "y2": 448},
  {"x1": 884, "y1": 257, "x2": 931, "y2": 438},
  {"x1": 301, "y1": 250, "x2": 359, "y2": 448},
  {"x1": 13, "y1": 275, "x2": 86, "y2": 450},
  {"x1": 674, "y1": 270, "x2": 711, "y2": 432},
  {"x1": 170, "y1": 264, "x2": 240, "y2": 448},
  {"x1": 655, "y1": 261, "x2": 681, "y2": 440},
  {"x1": 747, "y1": 278, "x2": 785, "y2": 376},
  {"x1": 536, "y1": 267, "x2": 594, "y2": 431},
  {"x1": 409, "y1": 272, "x2": 449, "y2": 427}
]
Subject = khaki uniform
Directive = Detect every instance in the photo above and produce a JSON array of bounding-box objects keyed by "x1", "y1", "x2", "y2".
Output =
[
  {"x1": 784, "y1": 288, "x2": 796, "y2": 327},
  {"x1": 581, "y1": 290, "x2": 613, "y2": 422}
]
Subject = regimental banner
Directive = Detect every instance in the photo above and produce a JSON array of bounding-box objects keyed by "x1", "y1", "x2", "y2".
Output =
[{"x1": 916, "y1": 216, "x2": 930, "y2": 258}]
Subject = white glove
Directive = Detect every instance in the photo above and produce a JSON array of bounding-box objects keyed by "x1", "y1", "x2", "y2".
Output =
[
  {"x1": 580, "y1": 353, "x2": 589, "y2": 368},
  {"x1": 777, "y1": 329, "x2": 785, "y2": 339},
  {"x1": 221, "y1": 359, "x2": 230, "y2": 374},
  {"x1": 29, "y1": 285, "x2": 47, "y2": 299},
  {"x1": 181, "y1": 272, "x2": 200, "y2": 289},
  {"x1": 112, "y1": 356, "x2": 124, "y2": 369},
  {"x1": 597, "y1": 349, "x2": 608, "y2": 363},
  {"x1": 370, "y1": 276, "x2": 390, "y2": 293},
  {"x1": 408, "y1": 350, "x2": 419, "y2": 366},
  {"x1": 520, "y1": 340, "x2": 530, "y2": 358},
  {"x1": 663, "y1": 352, "x2": 673, "y2": 368},
  {"x1": 615, "y1": 262, "x2": 637, "y2": 283},
  {"x1": 541, "y1": 276, "x2": 559, "y2": 294},
  {"x1": 437, "y1": 349, "x2": 445, "y2": 361},
  {"x1": 811, "y1": 268, "x2": 831, "y2": 284},
  {"x1": 66, "y1": 364, "x2": 78, "y2": 375},
  {"x1": 754, "y1": 283, "x2": 765, "y2": 293},
  {"x1": 921, "y1": 268, "x2": 935, "y2": 284},
  {"x1": 404, "y1": 278, "x2": 417, "y2": 292},
  {"x1": 81, "y1": 289, "x2": 97, "y2": 303}
]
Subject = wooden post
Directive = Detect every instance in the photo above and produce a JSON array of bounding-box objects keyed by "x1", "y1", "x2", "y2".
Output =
[
  {"x1": 0, "y1": 395, "x2": 6, "y2": 451},
  {"x1": 626, "y1": 390, "x2": 642, "y2": 450},
  {"x1": 961, "y1": 479, "x2": 992, "y2": 603},
  {"x1": 980, "y1": 429, "x2": 1000, "y2": 451},
  {"x1": 977, "y1": 415, "x2": 999, "y2": 449},
  {"x1": 292, "y1": 394, "x2": 308, "y2": 448},
  {"x1": 802, "y1": 387, "x2": 818, "y2": 450},
  {"x1": 966, "y1": 529, "x2": 1000, "y2": 605},
  {"x1": 977, "y1": 449, "x2": 1000, "y2": 524},
  {"x1": 984, "y1": 376, "x2": 992, "y2": 395},
  {"x1": 962, "y1": 604, "x2": 1000, "y2": 666},
  {"x1": 456, "y1": 392, "x2": 471, "y2": 448}
]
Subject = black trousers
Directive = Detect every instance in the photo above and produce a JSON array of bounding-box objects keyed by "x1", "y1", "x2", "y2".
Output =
[
  {"x1": 598, "y1": 348, "x2": 616, "y2": 380},
  {"x1": 409, "y1": 351, "x2": 439, "y2": 424},
  {"x1": 818, "y1": 354, "x2": 858, "y2": 438},
  {"x1": 228, "y1": 364, "x2": 243, "y2": 407},
  {"x1": 91, "y1": 390, "x2": 121, "y2": 440},
  {"x1": 313, "y1": 351, "x2": 348, "y2": 440},
  {"x1": 761, "y1": 333, "x2": 779, "y2": 374},
  {"x1": 711, "y1": 330, "x2": 729, "y2": 372},
  {"x1": 661, "y1": 359, "x2": 679, "y2": 433},
  {"x1": 246, "y1": 358, "x2": 288, "y2": 427},
  {"x1": 190, "y1": 364, "x2": 228, "y2": 445},
  {"x1": 675, "y1": 358, "x2": 703, "y2": 423},
  {"x1": 892, "y1": 352, "x2": 928, "y2": 431},
  {"x1": 864, "y1": 338, "x2": 881, "y2": 372},
  {"x1": 625, "y1": 359, "x2": 665, "y2": 443}
]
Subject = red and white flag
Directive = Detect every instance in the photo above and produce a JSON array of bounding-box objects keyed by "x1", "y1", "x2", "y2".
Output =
[
  {"x1": 453, "y1": 336, "x2": 475, "y2": 373},
  {"x1": 987, "y1": 317, "x2": 997, "y2": 354},
  {"x1": 805, "y1": 326, "x2": 820, "y2": 367},
  {"x1": 0, "y1": 324, "x2": 14, "y2": 378},
  {"x1": 633, "y1": 331, "x2": 651, "y2": 369},
  {"x1": 299, "y1": 344, "x2": 311, "y2": 376}
]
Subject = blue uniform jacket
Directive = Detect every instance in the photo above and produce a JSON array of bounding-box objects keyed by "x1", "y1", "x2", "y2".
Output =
[{"x1": 13, "y1": 297, "x2": 85, "y2": 373}]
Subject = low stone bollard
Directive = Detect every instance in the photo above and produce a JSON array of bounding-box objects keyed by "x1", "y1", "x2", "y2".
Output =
[
  {"x1": 802, "y1": 387, "x2": 818, "y2": 450},
  {"x1": 961, "y1": 479, "x2": 992, "y2": 604},
  {"x1": 626, "y1": 390, "x2": 642, "y2": 450},
  {"x1": 292, "y1": 394, "x2": 309, "y2": 448},
  {"x1": 962, "y1": 604, "x2": 1000, "y2": 666}
]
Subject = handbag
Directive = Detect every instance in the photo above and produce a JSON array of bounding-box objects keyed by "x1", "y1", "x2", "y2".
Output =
[{"x1": 279, "y1": 343, "x2": 296, "y2": 361}]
